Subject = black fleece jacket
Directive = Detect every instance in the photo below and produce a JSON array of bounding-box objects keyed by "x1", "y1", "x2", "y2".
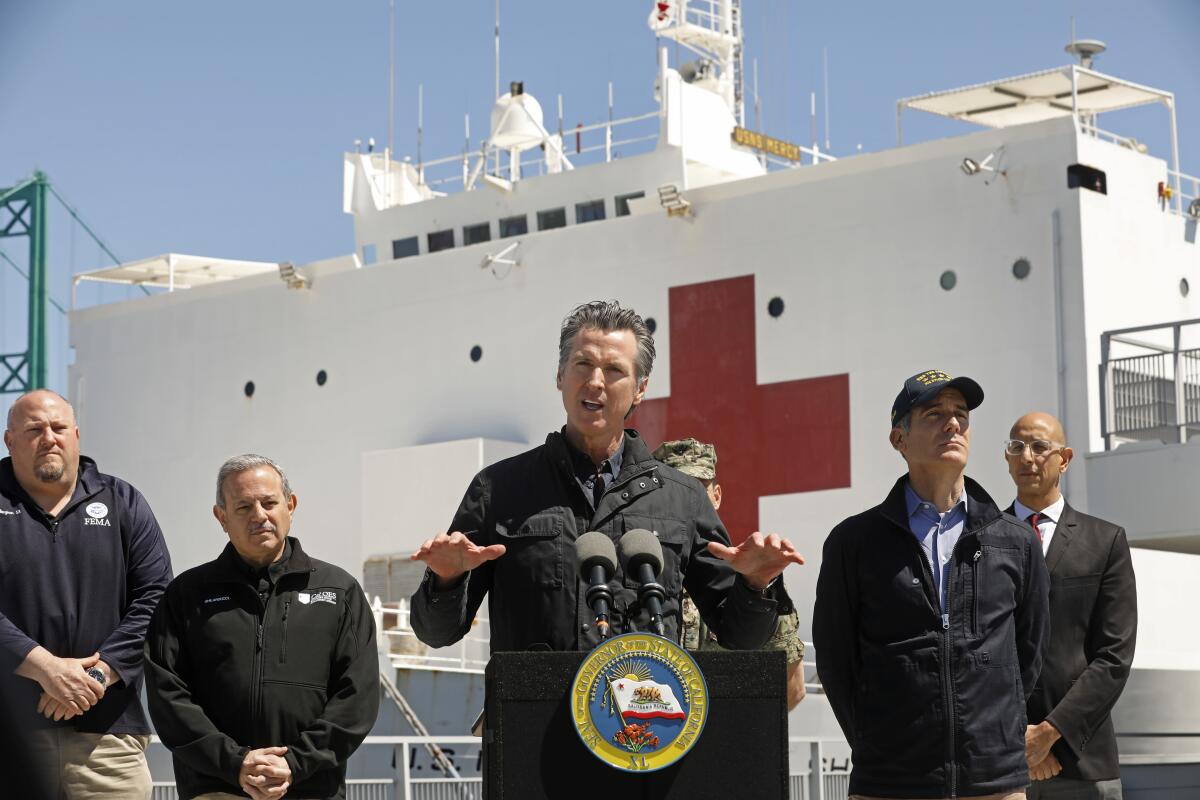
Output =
[{"x1": 144, "y1": 537, "x2": 379, "y2": 800}]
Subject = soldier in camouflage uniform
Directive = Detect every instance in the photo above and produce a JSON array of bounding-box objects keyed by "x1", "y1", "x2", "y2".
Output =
[{"x1": 652, "y1": 438, "x2": 807, "y2": 709}]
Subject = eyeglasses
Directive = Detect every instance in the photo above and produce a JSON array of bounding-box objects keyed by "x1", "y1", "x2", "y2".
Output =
[{"x1": 1003, "y1": 439, "x2": 1065, "y2": 458}]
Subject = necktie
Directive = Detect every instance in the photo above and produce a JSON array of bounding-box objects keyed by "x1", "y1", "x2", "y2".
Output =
[
  {"x1": 591, "y1": 464, "x2": 608, "y2": 508},
  {"x1": 1028, "y1": 512, "x2": 1042, "y2": 542}
]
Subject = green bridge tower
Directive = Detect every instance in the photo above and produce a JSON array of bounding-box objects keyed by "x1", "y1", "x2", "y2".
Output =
[{"x1": 0, "y1": 172, "x2": 49, "y2": 394}]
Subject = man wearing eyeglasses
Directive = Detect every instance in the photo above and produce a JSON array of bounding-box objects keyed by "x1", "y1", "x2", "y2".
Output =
[{"x1": 1004, "y1": 412, "x2": 1137, "y2": 800}]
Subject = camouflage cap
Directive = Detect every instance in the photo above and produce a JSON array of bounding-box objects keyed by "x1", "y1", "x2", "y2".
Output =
[{"x1": 652, "y1": 438, "x2": 717, "y2": 480}]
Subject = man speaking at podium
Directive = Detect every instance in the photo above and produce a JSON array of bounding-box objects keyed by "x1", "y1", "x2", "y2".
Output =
[{"x1": 410, "y1": 300, "x2": 803, "y2": 652}]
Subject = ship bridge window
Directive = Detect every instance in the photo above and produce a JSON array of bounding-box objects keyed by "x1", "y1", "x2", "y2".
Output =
[
  {"x1": 464, "y1": 222, "x2": 491, "y2": 246},
  {"x1": 576, "y1": 199, "x2": 606, "y2": 224},
  {"x1": 362, "y1": 244, "x2": 377, "y2": 265},
  {"x1": 428, "y1": 229, "x2": 455, "y2": 253},
  {"x1": 500, "y1": 214, "x2": 528, "y2": 238},
  {"x1": 392, "y1": 236, "x2": 419, "y2": 259},
  {"x1": 537, "y1": 207, "x2": 567, "y2": 231},
  {"x1": 1067, "y1": 164, "x2": 1107, "y2": 195},
  {"x1": 615, "y1": 192, "x2": 644, "y2": 217}
]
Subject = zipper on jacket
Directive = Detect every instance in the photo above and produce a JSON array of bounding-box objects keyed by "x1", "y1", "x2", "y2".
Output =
[
  {"x1": 280, "y1": 600, "x2": 290, "y2": 664},
  {"x1": 971, "y1": 550, "x2": 982, "y2": 636},
  {"x1": 249, "y1": 593, "x2": 268, "y2": 744}
]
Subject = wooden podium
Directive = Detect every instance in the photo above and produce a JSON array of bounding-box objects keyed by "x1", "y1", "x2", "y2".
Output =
[{"x1": 483, "y1": 649, "x2": 789, "y2": 799}]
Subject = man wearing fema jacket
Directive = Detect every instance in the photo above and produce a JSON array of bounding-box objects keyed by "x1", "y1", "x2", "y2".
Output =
[
  {"x1": 145, "y1": 455, "x2": 379, "y2": 800},
  {"x1": 814, "y1": 371, "x2": 1050, "y2": 800},
  {"x1": 1, "y1": 390, "x2": 173, "y2": 798}
]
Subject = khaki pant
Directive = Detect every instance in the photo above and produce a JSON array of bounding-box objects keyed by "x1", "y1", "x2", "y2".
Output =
[
  {"x1": 26, "y1": 729, "x2": 151, "y2": 800},
  {"x1": 850, "y1": 794, "x2": 1026, "y2": 800}
]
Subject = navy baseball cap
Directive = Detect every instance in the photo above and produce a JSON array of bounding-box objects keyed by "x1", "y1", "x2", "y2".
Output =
[{"x1": 890, "y1": 370, "x2": 984, "y2": 427}]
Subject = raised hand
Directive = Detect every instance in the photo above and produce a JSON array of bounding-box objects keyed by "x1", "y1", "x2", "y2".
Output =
[
  {"x1": 707, "y1": 532, "x2": 804, "y2": 590},
  {"x1": 411, "y1": 531, "x2": 506, "y2": 585}
]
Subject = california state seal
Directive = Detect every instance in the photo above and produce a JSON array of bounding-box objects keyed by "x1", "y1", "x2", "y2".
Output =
[{"x1": 570, "y1": 632, "x2": 709, "y2": 772}]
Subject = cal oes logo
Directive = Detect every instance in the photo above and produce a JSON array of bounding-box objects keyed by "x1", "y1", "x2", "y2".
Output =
[{"x1": 571, "y1": 632, "x2": 708, "y2": 772}]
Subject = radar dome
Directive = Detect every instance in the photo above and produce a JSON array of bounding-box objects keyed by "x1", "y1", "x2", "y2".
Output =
[{"x1": 490, "y1": 81, "x2": 546, "y2": 151}]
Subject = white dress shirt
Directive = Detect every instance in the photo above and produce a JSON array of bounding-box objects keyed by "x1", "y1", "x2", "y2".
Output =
[{"x1": 1012, "y1": 494, "x2": 1065, "y2": 556}]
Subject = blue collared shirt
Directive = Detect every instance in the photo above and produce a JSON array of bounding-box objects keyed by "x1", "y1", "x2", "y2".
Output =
[{"x1": 904, "y1": 482, "x2": 969, "y2": 617}]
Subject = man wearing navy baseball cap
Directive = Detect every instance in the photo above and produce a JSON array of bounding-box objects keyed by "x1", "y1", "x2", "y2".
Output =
[{"x1": 815, "y1": 370, "x2": 1050, "y2": 800}]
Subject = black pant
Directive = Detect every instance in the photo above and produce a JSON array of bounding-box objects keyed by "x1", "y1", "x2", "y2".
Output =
[{"x1": 1027, "y1": 777, "x2": 1122, "y2": 800}]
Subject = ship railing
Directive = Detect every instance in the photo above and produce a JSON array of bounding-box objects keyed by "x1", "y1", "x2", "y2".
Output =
[
  {"x1": 372, "y1": 597, "x2": 490, "y2": 673},
  {"x1": 1079, "y1": 122, "x2": 1198, "y2": 216},
  {"x1": 149, "y1": 733, "x2": 849, "y2": 800},
  {"x1": 401, "y1": 106, "x2": 837, "y2": 196},
  {"x1": 1100, "y1": 318, "x2": 1200, "y2": 449}
]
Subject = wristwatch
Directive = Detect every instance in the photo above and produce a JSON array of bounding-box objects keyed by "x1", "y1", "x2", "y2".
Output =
[{"x1": 86, "y1": 667, "x2": 107, "y2": 688}]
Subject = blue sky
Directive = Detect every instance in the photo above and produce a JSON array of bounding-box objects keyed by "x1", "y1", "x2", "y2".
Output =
[{"x1": 1, "y1": 0, "x2": 1198, "y2": 411}]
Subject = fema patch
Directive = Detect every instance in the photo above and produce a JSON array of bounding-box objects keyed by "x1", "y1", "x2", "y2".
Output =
[
  {"x1": 86, "y1": 502, "x2": 108, "y2": 519},
  {"x1": 571, "y1": 632, "x2": 708, "y2": 772},
  {"x1": 298, "y1": 590, "x2": 337, "y2": 605}
]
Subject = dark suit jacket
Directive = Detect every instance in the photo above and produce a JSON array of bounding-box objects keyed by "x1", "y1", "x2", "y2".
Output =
[{"x1": 1008, "y1": 501, "x2": 1138, "y2": 781}]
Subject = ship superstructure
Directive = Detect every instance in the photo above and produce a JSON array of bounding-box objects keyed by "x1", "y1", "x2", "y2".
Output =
[{"x1": 63, "y1": 1, "x2": 1200, "y2": 795}]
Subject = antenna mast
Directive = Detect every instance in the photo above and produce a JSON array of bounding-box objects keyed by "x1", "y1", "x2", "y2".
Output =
[
  {"x1": 388, "y1": 0, "x2": 395, "y2": 156},
  {"x1": 495, "y1": 0, "x2": 501, "y2": 100}
]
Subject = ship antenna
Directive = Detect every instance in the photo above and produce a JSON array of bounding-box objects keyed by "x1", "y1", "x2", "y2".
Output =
[
  {"x1": 388, "y1": 0, "x2": 395, "y2": 158},
  {"x1": 494, "y1": 0, "x2": 501, "y2": 101},
  {"x1": 823, "y1": 46, "x2": 830, "y2": 151}
]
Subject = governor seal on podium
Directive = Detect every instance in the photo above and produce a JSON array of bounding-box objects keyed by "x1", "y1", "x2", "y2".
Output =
[{"x1": 570, "y1": 632, "x2": 709, "y2": 772}]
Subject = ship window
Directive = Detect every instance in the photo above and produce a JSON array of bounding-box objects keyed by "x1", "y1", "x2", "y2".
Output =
[
  {"x1": 1012, "y1": 258, "x2": 1031, "y2": 280},
  {"x1": 464, "y1": 222, "x2": 491, "y2": 246},
  {"x1": 645, "y1": 317, "x2": 657, "y2": 334},
  {"x1": 499, "y1": 215, "x2": 528, "y2": 238},
  {"x1": 392, "y1": 236, "x2": 419, "y2": 259},
  {"x1": 470, "y1": 345, "x2": 483, "y2": 362},
  {"x1": 767, "y1": 297, "x2": 785, "y2": 318},
  {"x1": 538, "y1": 207, "x2": 567, "y2": 231},
  {"x1": 615, "y1": 192, "x2": 644, "y2": 217},
  {"x1": 1067, "y1": 164, "x2": 1107, "y2": 195},
  {"x1": 244, "y1": 381, "x2": 255, "y2": 398},
  {"x1": 362, "y1": 244, "x2": 377, "y2": 265},
  {"x1": 428, "y1": 229, "x2": 455, "y2": 253},
  {"x1": 576, "y1": 199, "x2": 606, "y2": 224},
  {"x1": 940, "y1": 270, "x2": 957, "y2": 291}
]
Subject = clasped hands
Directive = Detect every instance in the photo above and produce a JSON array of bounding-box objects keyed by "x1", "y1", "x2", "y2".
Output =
[
  {"x1": 1025, "y1": 720, "x2": 1063, "y2": 781},
  {"x1": 240, "y1": 746, "x2": 292, "y2": 799},
  {"x1": 16, "y1": 646, "x2": 113, "y2": 722},
  {"x1": 411, "y1": 529, "x2": 804, "y2": 589}
]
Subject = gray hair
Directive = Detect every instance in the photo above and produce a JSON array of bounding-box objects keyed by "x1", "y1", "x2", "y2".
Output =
[
  {"x1": 557, "y1": 300, "x2": 656, "y2": 383},
  {"x1": 215, "y1": 454, "x2": 292, "y2": 508},
  {"x1": 893, "y1": 412, "x2": 912, "y2": 433}
]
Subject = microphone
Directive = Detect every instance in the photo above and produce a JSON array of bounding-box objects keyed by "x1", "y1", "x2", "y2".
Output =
[
  {"x1": 618, "y1": 529, "x2": 666, "y2": 636},
  {"x1": 576, "y1": 531, "x2": 618, "y2": 638}
]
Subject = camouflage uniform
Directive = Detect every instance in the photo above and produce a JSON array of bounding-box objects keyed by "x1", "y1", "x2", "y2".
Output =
[{"x1": 652, "y1": 439, "x2": 805, "y2": 663}]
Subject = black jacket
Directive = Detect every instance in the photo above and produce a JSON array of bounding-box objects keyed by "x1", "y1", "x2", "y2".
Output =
[
  {"x1": 144, "y1": 538, "x2": 380, "y2": 800},
  {"x1": 0, "y1": 456, "x2": 172, "y2": 734},
  {"x1": 1009, "y1": 502, "x2": 1136, "y2": 781},
  {"x1": 411, "y1": 429, "x2": 783, "y2": 652},
  {"x1": 813, "y1": 476, "x2": 1050, "y2": 799}
]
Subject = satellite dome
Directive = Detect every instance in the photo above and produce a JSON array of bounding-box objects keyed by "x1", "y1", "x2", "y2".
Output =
[{"x1": 490, "y1": 81, "x2": 546, "y2": 151}]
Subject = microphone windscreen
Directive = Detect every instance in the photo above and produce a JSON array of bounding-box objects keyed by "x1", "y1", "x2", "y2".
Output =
[
  {"x1": 618, "y1": 528, "x2": 664, "y2": 575},
  {"x1": 575, "y1": 531, "x2": 618, "y2": 577}
]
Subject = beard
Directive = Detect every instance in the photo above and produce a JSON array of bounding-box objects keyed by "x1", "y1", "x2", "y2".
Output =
[{"x1": 33, "y1": 460, "x2": 65, "y2": 482}]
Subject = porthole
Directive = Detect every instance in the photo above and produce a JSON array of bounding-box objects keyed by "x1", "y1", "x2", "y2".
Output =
[
  {"x1": 244, "y1": 381, "x2": 255, "y2": 398},
  {"x1": 316, "y1": 370, "x2": 328, "y2": 386},
  {"x1": 645, "y1": 317, "x2": 657, "y2": 334},
  {"x1": 767, "y1": 297, "x2": 785, "y2": 318},
  {"x1": 939, "y1": 271, "x2": 957, "y2": 291},
  {"x1": 1012, "y1": 258, "x2": 1031, "y2": 280},
  {"x1": 1182, "y1": 278, "x2": 1191, "y2": 298},
  {"x1": 470, "y1": 345, "x2": 483, "y2": 362}
]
